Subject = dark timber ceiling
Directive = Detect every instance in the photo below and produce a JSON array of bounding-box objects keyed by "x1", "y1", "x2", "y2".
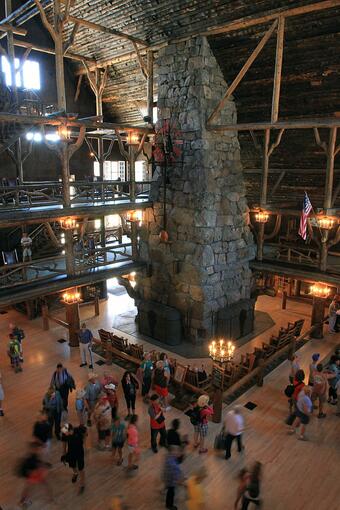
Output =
[{"x1": 5, "y1": 1, "x2": 340, "y2": 208}]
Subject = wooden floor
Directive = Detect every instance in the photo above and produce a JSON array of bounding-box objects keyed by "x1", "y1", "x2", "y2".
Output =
[{"x1": 0, "y1": 296, "x2": 339, "y2": 510}]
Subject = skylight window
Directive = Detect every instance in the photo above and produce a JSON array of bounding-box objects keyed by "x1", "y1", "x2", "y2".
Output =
[{"x1": 1, "y1": 56, "x2": 41, "y2": 90}]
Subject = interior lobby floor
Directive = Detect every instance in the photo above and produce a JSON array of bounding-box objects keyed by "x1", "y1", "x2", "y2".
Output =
[{"x1": 0, "y1": 293, "x2": 339, "y2": 510}]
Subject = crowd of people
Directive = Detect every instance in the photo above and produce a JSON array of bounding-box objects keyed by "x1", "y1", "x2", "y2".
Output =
[{"x1": 1, "y1": 318, "x2": 340, "y2": 510}]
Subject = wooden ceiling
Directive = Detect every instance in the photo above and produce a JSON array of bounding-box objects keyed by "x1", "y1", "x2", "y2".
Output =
[{"x1": 4, "y1": 1, "x2": 340, "y2": 208}]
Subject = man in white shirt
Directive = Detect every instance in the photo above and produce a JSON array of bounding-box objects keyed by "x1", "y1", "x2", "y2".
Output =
[
  {"x1": 21, "y1": 232, "x2": 33, "y2": 262},
  {"x1": 224, "y1": 405, "x2": 245, "y2": 460}
]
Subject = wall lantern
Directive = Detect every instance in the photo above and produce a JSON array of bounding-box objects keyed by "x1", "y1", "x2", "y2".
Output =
[
  {"x1": 310, "y1": 283, "x2": 330, "y2": 299},
  {"x1": 255, "y1": 210, "x2": 269, "y2": 223},
  {"x1": 60, "y1": 217, "x2": 78, "y2": 230},
  {"x1": 127, "y1": 131, "x2": 140, "y2": 145},
  {"x1": 318, "y1": 216, "x2": 335, "y2": 230},
  {"x1": 126, "y1": 210, "x2": 143, "y2": 223},
  {"x1": 58, "y1": 124, "x2": 71, "y2": 141},
  {"x1": 209, "y1": 339, "x2": 235, "y2": 363}
]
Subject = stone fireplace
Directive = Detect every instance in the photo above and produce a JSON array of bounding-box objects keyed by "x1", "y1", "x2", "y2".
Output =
[{"x1": 137, "y1": 36, "x2": 256, "y2": 344}]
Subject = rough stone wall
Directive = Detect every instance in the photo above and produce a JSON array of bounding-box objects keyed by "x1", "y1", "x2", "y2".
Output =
[{"x1": 138, "y1": 36, "x2": 256, "y2": 343}]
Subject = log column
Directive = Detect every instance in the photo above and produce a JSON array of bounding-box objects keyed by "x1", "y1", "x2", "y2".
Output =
[
  {"x1": 65, "y1": 301, "x2": 80, "y2": 347},
  {"x1": 310, "y1": 297, "x2": 325, "y2": 339}
]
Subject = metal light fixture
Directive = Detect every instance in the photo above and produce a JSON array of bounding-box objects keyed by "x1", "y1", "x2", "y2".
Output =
[
  {"x1": 60, "y1": 217, "x2": 77, "y2": 230},
  {"x1": 209, "y1": 339, "x2": 235, "y2": 363},
  {"x1": 62, "y1": 290, "x2": 81, "y2": 304},
  {"x1": 255, "y1": 210, "x2": 269, "y2": 223},
  {"x1": 310, "y1": 283, "x2": 330, "y2": 299},
  {"x1": 318, "y1": 216, "x2": 335, "y2": 230}
]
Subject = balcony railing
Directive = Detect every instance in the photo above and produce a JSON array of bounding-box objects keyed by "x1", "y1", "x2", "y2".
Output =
[
  {"x1": 0, "y1": 180, "x2": 151, "y2": 210},
  {"x1": 0, "y1": 242, "x2": 134, "y2": 289}
]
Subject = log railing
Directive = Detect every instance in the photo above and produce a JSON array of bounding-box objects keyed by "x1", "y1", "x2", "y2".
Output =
[{"x1": 0, "y1": 179, "x2": 151, "y2": 209}]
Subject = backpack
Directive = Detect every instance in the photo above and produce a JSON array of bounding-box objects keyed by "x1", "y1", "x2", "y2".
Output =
[
  {"x1": 9, "y1": 341, "x2": 19, "y2": 357},
  {"x1": 189, "y1": 406, "x2": 201, "y2": 426},
  {"x1": 284, "y1": 384, "x2": 294, "y2": 398},
  {"x1": 248, "y1": 479, "x2": 260, "y2": 499}
]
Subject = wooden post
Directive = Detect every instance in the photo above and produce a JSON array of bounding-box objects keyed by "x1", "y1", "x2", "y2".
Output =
[
  {"x1": 324, "y1": 127, "x2": 337, "y2": 211},
  {"x1": 131, "y1": 221, "x2": 138, "y2": 260},
  {"x1": 320, "y1": 235, "x2": 329, "y2": 272},
  {"x1": 271, "y1": 16, "x2": 285, "y2": 123},
  {"x1": 129, "y1": 145, "x2": 136, "y2": 202},
  {"x1": 60, "y1": 143, "x2": 71, "y2": 207},
  {"x1": 257, "y1": 223, "x2": 265, "y2": 261},
  {"x1": 282, "y1": 290, "x2": 287, "y2": 310},
  {"x1": 212, "y1": 387, "x2": 222, "y2": 424},
  {"x1": 310, "y1": 296, "x2": 325, "y2": 339},
  {"x1": 42, "y1": 303, "x2": 50, "y2": 330},
  {"x1": 260, "y1": 129, "x2": 270, "y2": 207},
  {"x1": 64, "y1": 228, "x2": 75, "y2": 275},
  {"x1": 54, "y1": 1, "x2": 66, "y2": 111},
  {"x1": 292, "y1": 280, "x2": 301, "y2": 296},
  {"x1": 256, "y1": 358, "x2": 265, "y2": 386},
  {"x1": 147, "y1": 50, "x2": 154, "y2": 121},
  {"x1": 65, "y1": 299, "x2": 80, "y2": 347}
]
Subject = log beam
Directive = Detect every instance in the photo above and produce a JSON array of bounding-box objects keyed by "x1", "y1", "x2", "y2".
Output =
[
  {"x1": 324, "y1": 127, "x2": 338, "y2": 211},
  {"x1": 146, "y1": 50, "x2": 154, "y2": 121},
  {"x1": 271, "y1": 16, "x2": 285, "y2": 123},
  {"x1": 207, "y1": 119, "x2": 340, "y2": 131},
  {"x1": 12, "y1": 38, "x2": 96, "y2": 64},
  {"x1": 207, "y1": 20, "x2": 277, "y2": 125},
  {"x1": 68, "y1": 15, "x2": 148, "y2": 48}
]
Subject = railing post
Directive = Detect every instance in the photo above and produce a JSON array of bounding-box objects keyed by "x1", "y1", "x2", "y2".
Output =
[
  {"x1": 129, "y1": 146, "x2": 136, "y2": 202},
  {"x1": 42, "y1": 303, "x2": 50, "y2": 330},
  {"x1": 310, "y1": 296, "x2": 325, "y2": 339}
]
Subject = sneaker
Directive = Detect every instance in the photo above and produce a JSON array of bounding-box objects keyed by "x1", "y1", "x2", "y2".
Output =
[
  {"x1": 79, "y1": 363, "x2": 87, "y2": 367},
  {"x1": 199, "y1": 448, "x2": 208, "y2": 454},
  {"x1": 125, "y1": 414, "x2": 131, "y2": 420},
  {"x1": 89, "y1": 365, "x2": 93, "y2": 369},
  {"x1": 298, "y1": 435, "x2": 308, "y2": 441},
  {"x1": 19, "y1": 499, "x2": 32, "y2": 508},
  {"x1": 165, "y1": 406, "x2": 172, "y2": 411},
  {"x1": 317, "y1": 413, "x2": 326, "y2": 419},
  {"x1": 132, "y1": 464, "x2": 139, "y2": 470},
  {"x1": 152, "y1": 447, "x2": 158, "y2": 453},
  {"x1": 87, "y1": 419, "x2": 92, "y2": 427},
  {"x1": 117, "y1": 459, "x2": 123, "y2": 466},
  {"x1": 72, "y1": 474, "x2": 78, "y2": 483},
  {"x1": 79, "y1": 486, "x2": 85, "y2": 495}
]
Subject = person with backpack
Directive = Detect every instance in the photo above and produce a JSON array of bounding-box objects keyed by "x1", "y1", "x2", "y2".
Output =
[
  {"x1": 285, "y1": 368, "x2": 305, "y2": 417},
  {"x1": 93, "y1": 394, "x2": 112, "y2": 450},
  {"x1": 192, "y1": 395, "x2": 213, "y2": 454},
  {"x1": 241, "y1": 461, "x2": 262, "y2": 509},
  {"x1": 312, "y1": 364, "x2": 328, "y2": 418},
  {"x1": 8, "y1": 334, "x2": 22, "y2": 372},
  {"x1": 50, "y1": 363, "x2": 75, "y2": 411},
  {"x1": 148, "y1": 393, "x2": 167, "y2": 453},
  {"x1": 325, "y1": 355, "x2": 339, "y2": 405},
  {"x1": 84, "y1": 373, "x2": 101, "y2": 426},
  {"x1": 153, "y1": 360, "x2": 170, "y2": 410},
  {"x1": 9, "y1": 323, "x2": 25, "y2": 362}
]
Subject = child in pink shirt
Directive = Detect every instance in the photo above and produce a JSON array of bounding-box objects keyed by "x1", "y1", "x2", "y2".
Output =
[{"x1": 127, "y1": 414, "x2": 140, "y2": 470}]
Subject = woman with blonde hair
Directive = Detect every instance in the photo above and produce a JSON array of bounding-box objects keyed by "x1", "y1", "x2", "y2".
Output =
[{"x1": 194, "y1": 395, "x2": 213, "y2": 454}]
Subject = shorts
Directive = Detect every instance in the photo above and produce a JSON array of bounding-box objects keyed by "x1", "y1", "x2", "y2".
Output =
[
  {"x1": 112, "y1": 441, "x2": 125, "y2": 449},
  {"x1": 27, "y1": 467, "x2": 48, "y2": 484},
  {"x1": 154, "y1": 385, "x2": 168, "y2": 398},
  {"x1": 98, "y1": 429, "x2": 111, "y2": 440},
  {"x1": 23, "y1": 247, "x2": 32, "y2": 258},
  {"x1": 68, "y1": 457, "x2": 85, "y2": 471},
  {"x1": 194, "y1": 423, "x2": 208, "y2": 437},
  {"x1": 296, "y1": 408, "x2": 310, "y2": 425},
  {"x1": 128, "y1": 444, "x2": 140, "y2": 455}
]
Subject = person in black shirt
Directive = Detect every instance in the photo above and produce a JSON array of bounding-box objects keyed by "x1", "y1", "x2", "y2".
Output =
[
  {"x1": 167, "y1": 419, "x2": 188, "y2": 464},
  {"x1": 121, "y1": 371, "x2": 139, "y2": 420},
  {"x1": 61, "y1": 424, "x2": 87, "y2": 494}
]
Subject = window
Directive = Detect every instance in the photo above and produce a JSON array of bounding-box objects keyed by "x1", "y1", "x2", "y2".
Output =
[
  {"x1": 135, "y1": 161, "x2": 147, "y2": 181},
  {"x1": 1, "y1": 56, "x2": 40, "y2": 90},
  {"x1": 93, "y1": 161, "x2": 126, "y2": 180}
]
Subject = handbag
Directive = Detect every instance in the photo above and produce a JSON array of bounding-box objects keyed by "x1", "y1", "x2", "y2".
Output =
[{"x1": 214, "y1": 429, "x2": 226, "y2": 450}]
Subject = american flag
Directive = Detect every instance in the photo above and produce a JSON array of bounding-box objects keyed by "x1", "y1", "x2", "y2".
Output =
[{"x1": 298, "y1": 192, "x2": 313, "y2": 240}]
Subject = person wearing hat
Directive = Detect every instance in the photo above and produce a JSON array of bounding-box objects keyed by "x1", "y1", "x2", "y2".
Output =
[
  {"x1": 84, "y1": 373, "x2": 101, "y2": 427},
  {"x1": 78, "y1": 323, "x2": 94, "y2": 369},
  {"x1": 224, "y1": 405, "x2": 245, "y2": 460},
  {"x1": 93, "y1": 393, "x2": 112, "y2": 450},
  {"x1": 308, "y1": 353, "x2": 320, "y2": 386},
  {"x1": 194, "y1": 395, "x2": 213, "y2": 454},
  {"x1": 104, "y1": 383, "x2": 119, "y2": 420},
  {"x1": 312, "y1": 364, "x2": 328, "y2": 419}
]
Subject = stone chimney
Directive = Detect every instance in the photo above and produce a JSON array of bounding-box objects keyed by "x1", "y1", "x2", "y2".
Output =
[{"x1": 137, "y1": 36, "x2": 256, "y2": 344}]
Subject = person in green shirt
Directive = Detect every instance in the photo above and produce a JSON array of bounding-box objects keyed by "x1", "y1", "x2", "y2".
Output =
[
  {"x1": 8, "y1": 334, "x2": 22, "y2": 373},
  {"x1": 140, "y1": 353, "x2": 154, "y2": 401}
]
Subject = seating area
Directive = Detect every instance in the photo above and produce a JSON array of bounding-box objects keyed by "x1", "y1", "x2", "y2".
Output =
[{"x1": 94, "y1": 318, "x2": 306, "y2": 398}]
